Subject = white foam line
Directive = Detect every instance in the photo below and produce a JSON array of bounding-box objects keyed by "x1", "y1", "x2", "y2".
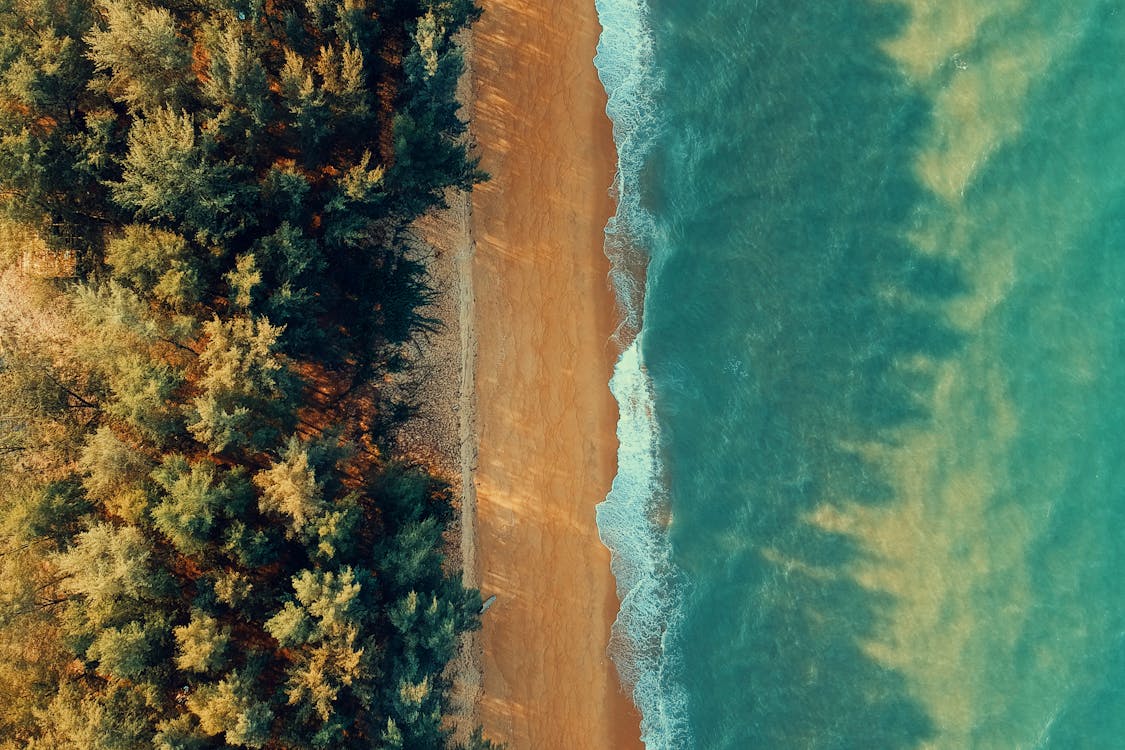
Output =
[
  {"x1": 597, "y1": 341, "x2": 693, "y2": 749},
  {"x1": 594, "y1": 1, "x2": 693, "y2": 744},
  {"x1": 595, "y1": 0, "x2": 662, "y2": 341}
]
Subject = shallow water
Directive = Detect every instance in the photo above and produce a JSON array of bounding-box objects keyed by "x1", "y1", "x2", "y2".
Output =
[{"x1": 595, "y1": 2, "x2": 1125, "y2": 748}]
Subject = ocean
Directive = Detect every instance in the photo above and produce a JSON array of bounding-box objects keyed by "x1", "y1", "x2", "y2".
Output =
[{"x1": 594, "y1": 2, "x2": 1125, "y2": 748}]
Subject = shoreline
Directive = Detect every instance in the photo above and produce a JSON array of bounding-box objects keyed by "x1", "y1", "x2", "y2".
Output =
[
  {"x1": 402, "y1": 26, "x2": 481, "y2": 737},
  {"x1": 407, "y1": 2, "x2": 641, "y2": 744},
  {"x1": 465, "y1": 0, "x2": 644, "y2": 747}
]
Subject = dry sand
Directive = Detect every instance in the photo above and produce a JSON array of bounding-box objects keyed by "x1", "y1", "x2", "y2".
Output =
[
  {"x1": 466, "y1": 0, "x2": 644, "y2": 747},
  {"x1": 406, "y1": 1, "x2": 643, "y2": 744}
]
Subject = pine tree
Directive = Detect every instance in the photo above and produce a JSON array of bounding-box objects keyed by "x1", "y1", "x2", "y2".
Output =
[
  {"x1": 78, "y1": 427, "x2": 152, "y2": 523},
  {"x1": 0, "y1": 0, "x2": 121, "y2": 229},
  {"x1": 187, "y1": 315, "x2": 294, "y2": 453},
  {"x1": 173, "y1": 609, "x2": 231, "y2": 674},
  {"x1": 150, "y1": 455, "x2": 253, "y2": 555},
  {"x1": 86, "y1": 0, "x2": 196, "y2": 114},
  {"x1": 113, "y1": 107, "x2": 256, "y2": 245},
  {"x1": 104, "y1": 225, "x2": 203, "y2": 309},
  {"x1": 0, "y1": 0, "x2": 496, "y2": 744}
]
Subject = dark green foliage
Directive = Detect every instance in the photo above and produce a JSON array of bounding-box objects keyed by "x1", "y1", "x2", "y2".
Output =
[
  {"x1": 392, "y1": 26, "x2": 482, "y2": 218},
  {"x1": 24, "y1": 477, "x2": 94, "y2": 543},
  {"x1": 0, "y1": 0, "x2": 123, "y2": 229},
  {"x1": 0, "y1": 0, "x2": 496, "y2": 745},
  {"x1": 200, "y1": 20, "x2": 273, "y2": 147},
  {"x1": 151, "y1": 455, "x2": 253, "y2": 554},
  {"x1": 112, "y1": 107, "x2": 258, "y2": 245}
]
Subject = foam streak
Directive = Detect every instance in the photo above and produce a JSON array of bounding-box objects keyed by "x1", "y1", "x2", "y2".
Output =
[{"x1": 594, "y1": 0, "x2": 693, "y2": 745}]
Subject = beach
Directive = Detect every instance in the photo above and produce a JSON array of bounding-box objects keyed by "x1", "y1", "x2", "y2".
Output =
[{"x1": 463, "y1": 0, "x2": 644, "y2": 747}]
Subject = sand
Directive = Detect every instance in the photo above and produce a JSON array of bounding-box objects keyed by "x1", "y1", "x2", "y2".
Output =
[
  {"x1": 406, "y1": 1, "x2": 642, "y2": 744},
  {"x1": 400, "y1": 40, "x2": 481, "y2": 739},
  {"x1": 465, "y1": 0, "x2": 645, "y2": 747}
]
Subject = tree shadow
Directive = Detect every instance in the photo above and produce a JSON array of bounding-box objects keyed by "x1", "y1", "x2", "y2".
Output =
[{"x1": 639, "y1": 1, "x2": 965, "y2": 747}]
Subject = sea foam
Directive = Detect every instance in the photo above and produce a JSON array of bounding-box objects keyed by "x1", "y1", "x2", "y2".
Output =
[
  {"x1": 594, "y1": 0, "x2": 660, "y2": 343},
  {"x1": 594, "y1": 0, "x2": 693, "y2": 746},
  {"x1": 597, "y1": 341, "x2": 693, "y2": 749}
]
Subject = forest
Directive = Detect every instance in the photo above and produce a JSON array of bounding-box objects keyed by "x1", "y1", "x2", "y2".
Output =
[{"x1": 0, "y1": 0, "x2": 495, "y2": 746}]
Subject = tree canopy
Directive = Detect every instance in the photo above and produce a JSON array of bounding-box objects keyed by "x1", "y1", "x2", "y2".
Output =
[{"x1": 0, "y1": 0, "x2": 498, "y2": 745}]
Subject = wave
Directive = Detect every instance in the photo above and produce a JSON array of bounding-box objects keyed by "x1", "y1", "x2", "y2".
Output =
[
  {"x1": 593, "y1": 0, "x2": 693, "y2": 747},
  {"x1": 596, "y1": 341, "x2": 693, "y2": 749},
  {"x1": 594, "y1": 0, "x2": 660, "y2": 345}
]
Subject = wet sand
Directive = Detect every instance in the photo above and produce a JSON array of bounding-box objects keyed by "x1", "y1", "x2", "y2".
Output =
[{"x1": 467, "y1": 0, "x2": 644, "y2": 747}]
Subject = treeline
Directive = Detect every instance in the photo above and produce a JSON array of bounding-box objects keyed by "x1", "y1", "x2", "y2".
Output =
[{"x1": 0, "y1": 0, "x2": 496, "y2": 746}]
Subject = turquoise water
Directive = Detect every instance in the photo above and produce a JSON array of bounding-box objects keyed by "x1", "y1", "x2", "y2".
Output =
[{"x1": 594, "y1": 2, "x2": 1125, "y2": 748}]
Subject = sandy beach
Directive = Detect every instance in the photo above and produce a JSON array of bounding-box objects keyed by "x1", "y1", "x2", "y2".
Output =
[{"x1": 463, "y1": 0, "x2": 644, "y2": 747}]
